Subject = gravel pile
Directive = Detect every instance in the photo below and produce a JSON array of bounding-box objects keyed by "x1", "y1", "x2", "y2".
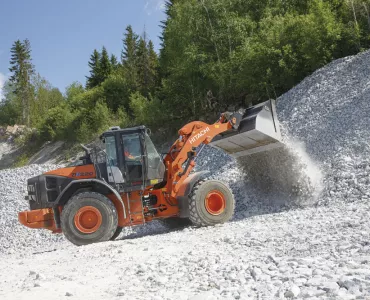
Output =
[
  {"x1": 0, "y1": 165, "x2": 66, "y2": 255},
  {"x1": 277, "y1": 51, "x2": 370, "y2": 205},
  {"x1": 0, "y1": 50, "x2": 370, "y2": 298}
]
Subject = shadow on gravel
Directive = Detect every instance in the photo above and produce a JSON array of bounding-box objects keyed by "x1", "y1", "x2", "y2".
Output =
[
  {"x1": 115, "y1": 221, "x2": 189, "y2": 241},
  {"x1": 32, "y1": 248, "x2": 58, "y2": 255},
  {"x1": 0, "y1": 146, "x2": 22, "y2": 170}
]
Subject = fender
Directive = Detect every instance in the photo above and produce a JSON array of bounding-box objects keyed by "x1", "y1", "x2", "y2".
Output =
[
  {"x1": 176, "y1": 171, "x2": 209, "y2": 218},
  {"x1": 55, "y1": 179, "x2": 126, "y2": 219}
]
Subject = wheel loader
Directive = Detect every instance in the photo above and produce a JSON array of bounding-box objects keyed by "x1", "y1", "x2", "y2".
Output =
[{"x1": 19, "y1": 100, "x2": 282, "y2": 246}]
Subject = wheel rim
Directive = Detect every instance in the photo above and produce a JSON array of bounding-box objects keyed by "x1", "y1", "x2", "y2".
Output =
[
  {"x1": 74, "y1": 206, "x2": 102, "y2": 234},
  {"x1": 205, "y1": 190, "x2": 226, "y2": 215}
]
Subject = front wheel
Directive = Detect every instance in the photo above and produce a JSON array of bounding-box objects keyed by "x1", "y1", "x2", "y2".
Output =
[
  {"x1": 189, "y1": 180, "x2": 235, "y2": 226},
  {"x1": 61, "y1": 192, "x2": 118, "y2": 246}
]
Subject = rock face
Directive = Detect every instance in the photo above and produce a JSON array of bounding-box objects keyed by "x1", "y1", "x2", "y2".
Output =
[
  {"x1": 1, "y1": 51, "x2": 370, "y2": 299},
  {"x1": 5, "y1": 124, "x2": 26, "y2": 135}
]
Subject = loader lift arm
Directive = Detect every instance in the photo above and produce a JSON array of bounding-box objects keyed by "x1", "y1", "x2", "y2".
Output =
[{"x1": 164, "y1": 111, "x2": 241, "y2": 198}]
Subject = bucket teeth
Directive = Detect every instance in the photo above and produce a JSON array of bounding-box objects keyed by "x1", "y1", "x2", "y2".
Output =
[{"x1": 210, "y1": 100, "x2": 283, "y2": 158}]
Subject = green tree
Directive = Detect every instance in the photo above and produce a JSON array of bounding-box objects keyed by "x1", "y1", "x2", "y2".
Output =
[
  {"x1": 0, "y1": 81, "x2": 20, "y2": 125},
  {"x1": 158, "y1": 0, "x2": 363, "y2": 123},
  {"x1": 31, "y1": 74, "x2": 64, "y2": 127},
  {"x1": 129, "y1": 92, "x2": 165, "y2": 128},
  {"x1": 66, "y1": 82, "x2": 85, "y2": 102},
  {"x1": 8, "y1": 39, "x2": 35, "y2": 125},
  {"x1": 148, "y1": 41, "x2": 159, "y2": 94},
  {"x1": 39, "y1": 104, "x2": 74, "y2": 141},
  {"x1": 86, "y1": 49, "x2": 101, "y2": 89},
  {"x1": 136, "y1": 35, "x2": 150, "y2": 96},
  {"x1": 110, "y1": 54, "x2": 119, "y2": 70},
  {"x1": 99, "y1": 46, "x2": 112, "y2": 83},
  {"x1": 102, "y1": 74, "x2": 131, "y2": 112},
  {"x1": 121, "y1": 25, "x2": 139, "y2": 89}
]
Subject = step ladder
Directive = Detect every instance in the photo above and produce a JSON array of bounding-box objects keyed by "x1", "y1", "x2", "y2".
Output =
[{"x1": 126, "y1": 193, "x2": 145, "y2": 226}]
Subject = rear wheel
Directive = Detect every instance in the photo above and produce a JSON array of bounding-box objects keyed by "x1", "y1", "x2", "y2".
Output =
[
  {"x1": 61, "y1": 192, "x2": 118, "y2": 246},
  {"x1": 189, "y1": 180, "x2": 234, "y2": 226}
]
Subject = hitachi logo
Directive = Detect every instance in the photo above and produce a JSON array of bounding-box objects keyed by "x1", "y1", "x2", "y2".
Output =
[{"x1": 189, "y1": 127, "x2": 210, "y2": 144}]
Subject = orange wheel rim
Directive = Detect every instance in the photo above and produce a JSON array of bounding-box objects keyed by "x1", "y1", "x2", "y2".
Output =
[
  {"x1": 205, "y1": 190, "x2": 226, "y2": 215},
  {"x1": 74, "y1": 206, "x2": 102, "y2": 234}
]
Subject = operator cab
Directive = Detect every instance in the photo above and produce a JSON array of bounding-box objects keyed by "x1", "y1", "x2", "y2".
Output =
[{"x1": 100, "y1": 126, "x2": 165, "y2": 192}]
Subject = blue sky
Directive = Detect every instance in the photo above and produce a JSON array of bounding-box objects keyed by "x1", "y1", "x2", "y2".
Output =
[{"x1": 0, "y1": 0, "x2": 166, "y2": 98}]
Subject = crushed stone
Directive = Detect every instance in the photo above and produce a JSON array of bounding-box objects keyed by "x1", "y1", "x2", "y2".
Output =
[{"x1": 1, "y1": 50, "x2": 370, "y2": 299}]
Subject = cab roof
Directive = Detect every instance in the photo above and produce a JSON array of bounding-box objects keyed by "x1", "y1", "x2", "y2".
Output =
[{"x1": 100, "y1": 125, "x2": 147, "y2": 138}]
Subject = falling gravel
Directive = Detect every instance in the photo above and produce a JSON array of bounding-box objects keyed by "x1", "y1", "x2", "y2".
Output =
[{"x1": 1, "y1": 51, "x2": 370, "y2": 299}]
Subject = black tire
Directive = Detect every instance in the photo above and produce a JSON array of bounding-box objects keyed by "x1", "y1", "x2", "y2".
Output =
[
  {"x1": 110, "y1": 226, "x2": 123, "y2": 240},
  {"x1": 159, "y1": 217, "x2": 191, "y2": 229},
  {"x1": 61, "y1": 192, "x2": 118, "y2": 246},
  {"x1": 189, "y1": 180, "x2": 234, "y2": 226}
]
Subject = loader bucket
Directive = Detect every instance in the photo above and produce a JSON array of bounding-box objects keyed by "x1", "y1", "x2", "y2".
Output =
[{"x1": 210, "y1": 100, "x2": 283, "y2": 158}]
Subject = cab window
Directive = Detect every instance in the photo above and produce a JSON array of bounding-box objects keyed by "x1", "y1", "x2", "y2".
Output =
[
  {"x1": 122, "y1": 133, "x2": 143, "y2": 182},
  {"x1": 144, "y1": 133, "x2": 165, "y2": 180},
  {"x1": 105, "y1": 136, "x2": 118, "y2": 166}
]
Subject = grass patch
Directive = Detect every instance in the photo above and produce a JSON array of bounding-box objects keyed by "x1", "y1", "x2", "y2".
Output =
[{"x1": 13, "y1": 153, "x2": 31, "y2": 168}]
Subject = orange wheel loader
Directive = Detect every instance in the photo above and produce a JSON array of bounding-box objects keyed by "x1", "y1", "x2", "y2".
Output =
[{"x1": 19, "y1": 100, "x2": 282, "y2": 246}]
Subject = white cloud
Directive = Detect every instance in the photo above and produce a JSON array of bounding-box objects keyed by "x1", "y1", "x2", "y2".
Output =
[
  {"x1": 144, "y1": 0, "x2": 166, "y2": 16},
  {"x1": 0, "y1": 73, "x2": 6, "y2": 100},
  {"x1": 155, "y1": 0, "x2": 166, "y2": 11}
]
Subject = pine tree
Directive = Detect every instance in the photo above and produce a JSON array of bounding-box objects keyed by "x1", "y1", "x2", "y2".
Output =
[
  {"x1": 159, "y1": 0, "x2": 175, "y2": 78},
  {"x1": 86, "y1": 49, "x2": 101, "y2": 89},
  {"x1": 99, "y1": 46, "x2": 112, "y2": 82},
  {"x1": 121, "y1": 25, "x2": 138, "y2": 64},
  {"x1": 110, "y1": 54, "x2": 119, "y2": 70},
  {"x1": 136, "y1": 35, "x2": 150, "y2": 95},
  {"x1": 8, "y1": 39, "x2": 35, "y2": 126},
  {"x1": 159, "y1": 0, "x2": 175, "y2": 45},
  {"x1": 121, "y1": 25, "x2": 139, "y2": 89},
  {"x1": 148, "y1": 40, "x2": 159, "y2": 94}
]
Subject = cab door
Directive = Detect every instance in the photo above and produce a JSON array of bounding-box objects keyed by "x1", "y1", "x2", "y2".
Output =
[{"x1": 121, "y1": 133, "x2": 145, "y2": 188}]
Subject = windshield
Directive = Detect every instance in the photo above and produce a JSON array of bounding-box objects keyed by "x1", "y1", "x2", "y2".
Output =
[
  {"x1": 122, "y1": 134, "x2": 142, "y2": 161},
  {"x1": 145, "y1": 133, "x2": 165, "y2": 181}
]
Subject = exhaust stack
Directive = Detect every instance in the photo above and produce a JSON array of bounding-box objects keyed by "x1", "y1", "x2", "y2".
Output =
[{"x1": 210, "y1": 100, "x2": 283, "y2": 158}]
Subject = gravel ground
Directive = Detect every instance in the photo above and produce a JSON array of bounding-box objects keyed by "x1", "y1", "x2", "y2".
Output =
[
  {"x1": 0, "y1": 201, "x2": 369, "y2": 299},
  {"x1": 1, "y1": 50, "x2": 370, "y2": 299}
]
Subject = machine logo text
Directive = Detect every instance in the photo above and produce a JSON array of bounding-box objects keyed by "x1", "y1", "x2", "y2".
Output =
[
  {"x1": 72, "y1": 172, "x2": 94, "y2": 177},
  {"x1": 189, "y1": 127, "x2": 210, "y2": 144}
]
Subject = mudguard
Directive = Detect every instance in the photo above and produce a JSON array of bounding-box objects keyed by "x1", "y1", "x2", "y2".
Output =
[
  {"x1": 176, "y1": 171, "x2": 209, "y2": 218},
  {"x1": 55, "y1": 179, "x2": 126, "y2": 219}
]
